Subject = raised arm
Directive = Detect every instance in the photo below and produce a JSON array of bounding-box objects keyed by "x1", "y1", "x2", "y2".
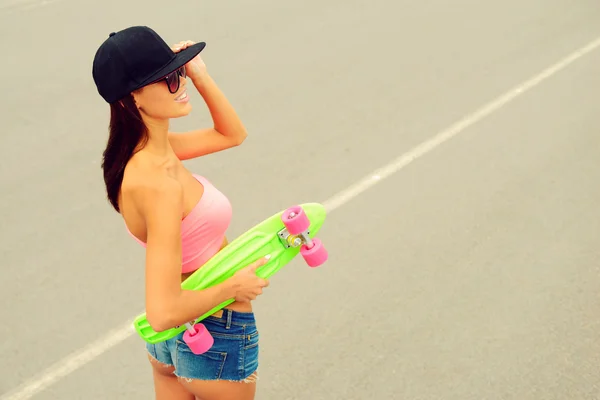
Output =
[{"x1": 168, "y1": 41, "x2": 248, "y2": 160}]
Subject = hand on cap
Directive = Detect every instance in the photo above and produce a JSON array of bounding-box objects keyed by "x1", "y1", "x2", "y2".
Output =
[{"x1": 171, "y1": 40, "x2": 207, "y2": 81}]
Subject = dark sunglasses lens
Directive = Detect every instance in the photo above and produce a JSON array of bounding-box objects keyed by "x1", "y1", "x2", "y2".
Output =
[
  {"x1": 166, "y1": 71, "x2": 179, "y2": 93},
  {"x1": 179, "y1": 65, "x2": 186, "y2": 78}
]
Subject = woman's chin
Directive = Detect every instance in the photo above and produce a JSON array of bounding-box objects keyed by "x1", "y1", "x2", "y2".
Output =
[{"x1": 173, "y1": 102, "x2": 192, "y2": 117}]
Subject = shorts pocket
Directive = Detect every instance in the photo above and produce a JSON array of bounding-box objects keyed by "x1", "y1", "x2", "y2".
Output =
[{"x1": 175, "y1": 340, "x2": 227, "y2": 380}]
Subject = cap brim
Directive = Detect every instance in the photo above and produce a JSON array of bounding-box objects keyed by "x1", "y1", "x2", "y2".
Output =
[{"x1": 136, "y1": 41, "x2": 206, "y2": 88}]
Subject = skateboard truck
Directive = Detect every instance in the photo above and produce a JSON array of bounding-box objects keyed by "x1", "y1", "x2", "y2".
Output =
[
  {"x1": 277, "y1": 227, "x2": 311, "y2": 248},
  {"x1": 280, "y1": 206, "x2": 328, "y2": 267}
]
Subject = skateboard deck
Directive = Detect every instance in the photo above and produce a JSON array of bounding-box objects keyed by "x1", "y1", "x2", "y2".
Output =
[{"x1": 133, "y1": 202, "x2": 327, "y2": 344}]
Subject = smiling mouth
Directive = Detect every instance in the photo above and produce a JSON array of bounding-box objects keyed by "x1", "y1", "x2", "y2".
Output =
[{"x1": 175, "y1": 90, "x2": 188, "y2": 101}]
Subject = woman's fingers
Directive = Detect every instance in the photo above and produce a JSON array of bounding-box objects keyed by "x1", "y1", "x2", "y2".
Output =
[{"x1": 172, "y1": 40, "x2": 196, "y2": 53}]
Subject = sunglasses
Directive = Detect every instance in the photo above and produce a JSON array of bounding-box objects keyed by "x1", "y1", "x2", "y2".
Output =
[{"x1": 153, "y1": 65, "x2": 186, "y2": 94}]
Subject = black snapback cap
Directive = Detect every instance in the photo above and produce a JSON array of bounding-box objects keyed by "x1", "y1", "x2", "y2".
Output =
[{"x1": 92, "y1": 26, "x2": 205, "y2": 103}]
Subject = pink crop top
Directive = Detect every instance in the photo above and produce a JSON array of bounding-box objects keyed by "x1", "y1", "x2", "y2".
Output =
[{"x1": 126, "y1": 174, "x2": 232, "y2": 273}]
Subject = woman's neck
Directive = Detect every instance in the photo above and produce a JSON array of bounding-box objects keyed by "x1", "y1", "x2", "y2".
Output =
[{"x1": 141, "y1": 115, "x2": 171, "y2": 157}]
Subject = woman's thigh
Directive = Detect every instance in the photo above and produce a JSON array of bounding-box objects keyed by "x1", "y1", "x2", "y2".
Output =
[
  {"x1": 147, "y1": 347, "x2": 194, "y2": 400},
  {"x1": 179, "y1": 378, "x2": 257, "y2": 400}
]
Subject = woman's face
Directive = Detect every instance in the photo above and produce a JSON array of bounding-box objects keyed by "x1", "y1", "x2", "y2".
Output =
[{"x1": 132, "y1": 66, "x2": 192, "y2": 120}]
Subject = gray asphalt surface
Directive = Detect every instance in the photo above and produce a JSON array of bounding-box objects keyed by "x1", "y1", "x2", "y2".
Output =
[{"x1": 1, "y1": 0, "x2": 600, "y2": 399}]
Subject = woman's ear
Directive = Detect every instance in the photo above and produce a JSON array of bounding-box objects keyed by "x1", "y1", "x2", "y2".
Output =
[{"x1": 131, "y1": 90, "x2": 144, "y2": 111}]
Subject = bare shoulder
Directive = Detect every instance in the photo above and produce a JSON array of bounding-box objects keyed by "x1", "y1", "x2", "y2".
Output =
[{"x1": 121, "y1": 157, "x2": 183, "y2": 220}]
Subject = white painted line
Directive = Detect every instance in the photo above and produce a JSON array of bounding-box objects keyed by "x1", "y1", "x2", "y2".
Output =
[
  {"x1": 1, "y1": 322, "x2": 135, "y2": 400},
  {"x1": 2, "y1": 34, "x2": 600, "y2": 400},
  {"x1": 323, "y1": 36, "x2": 600, "y2": 212}
]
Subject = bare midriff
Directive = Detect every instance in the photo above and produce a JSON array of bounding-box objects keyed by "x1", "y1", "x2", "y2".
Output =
[{"x1": 180, "y1": 236, "x2": 253, "y2": 315}]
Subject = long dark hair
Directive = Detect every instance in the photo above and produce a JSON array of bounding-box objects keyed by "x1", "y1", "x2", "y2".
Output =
[{"x1": 101, "y1": 94, "x2": 149, "y2": 213}]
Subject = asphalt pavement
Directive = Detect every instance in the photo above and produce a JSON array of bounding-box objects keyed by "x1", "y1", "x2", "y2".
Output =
[{"x1": 1, "y1": 0, "x2": 600, "y2": 399}]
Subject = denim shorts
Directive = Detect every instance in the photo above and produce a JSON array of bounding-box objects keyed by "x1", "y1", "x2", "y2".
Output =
[{"x1": 146, "y1": 308, "x2": 260, "y2": 382}]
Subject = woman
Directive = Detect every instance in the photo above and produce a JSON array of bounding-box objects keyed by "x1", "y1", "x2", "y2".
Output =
[{"x1": 92, "y1": 26, "x2": 270, "y2": 400}]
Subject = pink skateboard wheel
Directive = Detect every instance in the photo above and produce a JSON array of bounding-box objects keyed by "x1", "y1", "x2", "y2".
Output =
[
  {"x1": 183, "y1": 323, "x2": 214, "y2": 355},
  {"x1": 281, "y1": 206, "x2": 310, "y2": 235},
  {"x1": 300, "y1": 238, "x2": 328, "y2": 267}
]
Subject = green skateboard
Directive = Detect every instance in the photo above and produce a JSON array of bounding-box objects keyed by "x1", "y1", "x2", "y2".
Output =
[{"x1": 132, "y1": 203, "x2": 328, "y2": 354}]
